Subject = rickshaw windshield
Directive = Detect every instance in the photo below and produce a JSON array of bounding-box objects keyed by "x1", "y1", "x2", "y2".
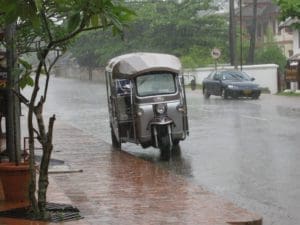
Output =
[{"x1": 136, "y1": 72, "x2": 176, "y2": 97}]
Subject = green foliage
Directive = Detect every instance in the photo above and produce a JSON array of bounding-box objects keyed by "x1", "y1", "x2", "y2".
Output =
[
  {"x1": 0, "y1": 0, "x2": 135, "y2": 87},
  {"x1": 275, "y1": 0, "x2": 300, "y2": 20},
  {"x1": 181, "y1": 46, "x2": 215, "y2": 68},
  {"x1": 254, "y1": 28, "x2": 287, "y2": 72},
  {"x1": 255, "y1": 44, "x2": 287, "y2": 72},
  {"x1": 70, "y1": 0, "x2": 229, "y2": 69},
  {"x1": 17, "y1": 58, "x2": 34, "y2": 89},
  {"x1": 0, "y1": 0, "x2": 135, "y2": 217}
]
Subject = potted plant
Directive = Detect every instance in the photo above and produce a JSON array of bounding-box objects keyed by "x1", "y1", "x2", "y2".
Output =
[
  {"x1": 0, "y1": 25, "x2": 30, "y2": 203},
  {"x1": 0, "y1": 162, "x2": 30, "y2": 202}
]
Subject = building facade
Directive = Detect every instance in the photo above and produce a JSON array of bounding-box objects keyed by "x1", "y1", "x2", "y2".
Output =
[{"x1": 237, "y1": 0, "x2": 293, "y2": 57}]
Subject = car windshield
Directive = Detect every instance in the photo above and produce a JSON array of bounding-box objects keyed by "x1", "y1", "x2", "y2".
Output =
[
  {"x1": 136, "y1": 72, "x2": 176, "y2": 97},
  {"x1": 222, "y1": 71, "x2": 251, "y2": 81}
]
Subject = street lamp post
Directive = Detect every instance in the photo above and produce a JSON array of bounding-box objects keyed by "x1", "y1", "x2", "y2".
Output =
[{"x1": 239, "y1": 0, "x2": 243, "y2": 71}]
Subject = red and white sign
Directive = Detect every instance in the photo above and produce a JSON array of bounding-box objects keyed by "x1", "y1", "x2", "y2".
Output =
[{"x1": 211, "y1": 48, "x2": 221, "y2": 59}]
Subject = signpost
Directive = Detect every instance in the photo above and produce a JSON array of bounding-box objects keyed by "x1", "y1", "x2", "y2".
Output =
[{"x1": 211, "y1": 48, "x2": 221, "y2": 70}]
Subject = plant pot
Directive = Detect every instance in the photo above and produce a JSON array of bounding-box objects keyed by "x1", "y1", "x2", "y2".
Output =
[{"x1": 0, "y1": 162, "x2": 30, "y2": 202}]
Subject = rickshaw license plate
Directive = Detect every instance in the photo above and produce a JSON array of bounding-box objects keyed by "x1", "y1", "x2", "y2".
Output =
[{"x1": 243, "y1": 90, "x2": 252, "y2": 95}]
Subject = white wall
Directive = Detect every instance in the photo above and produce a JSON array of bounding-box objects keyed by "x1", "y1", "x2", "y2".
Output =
[
  {"x1": 293, "y1": 30, "x2": 300, "y2": 55},
  {"x1": 184, "y1": 64, "x2": 279, "y2": 94},
  {"x1": 54, "y1": 64, "x2": 106, "y2": 82},
  {"x1": 55, "y1": 61, "x2": 279, "y2": 94}
]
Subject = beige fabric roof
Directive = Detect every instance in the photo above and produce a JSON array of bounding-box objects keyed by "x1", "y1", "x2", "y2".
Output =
[{"x1": 106, "y1": 52, "x2": 182, "y2": 79}]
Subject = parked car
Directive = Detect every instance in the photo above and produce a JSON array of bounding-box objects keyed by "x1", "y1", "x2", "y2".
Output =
[{"x1": 202, "y1": 70, "x2": 261, "y2": 99}]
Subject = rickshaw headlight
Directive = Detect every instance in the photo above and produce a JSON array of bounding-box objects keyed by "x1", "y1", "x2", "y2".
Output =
[
  {"x1": 137, "y1": 108, "x2": 144, "y2": 117},
  {"x1": 155, "y1": 103, "x2": 167, "y2": 114}
]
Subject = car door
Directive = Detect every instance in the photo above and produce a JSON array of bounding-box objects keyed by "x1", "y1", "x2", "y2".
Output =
[
  {"x1": 211, "y1": 72, "x2": 222, "y2": 95},
  {"x1": 204, "y1": 72, "x2": 215, "y2": 93}
]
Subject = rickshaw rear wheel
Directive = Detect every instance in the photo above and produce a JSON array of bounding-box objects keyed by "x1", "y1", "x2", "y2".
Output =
[
  {"x1": 111, "y1": 127, "x2": 121, "y2": 149},
  {"x1": 173, "y1": 139, "x2": 180, "y2": 146}
]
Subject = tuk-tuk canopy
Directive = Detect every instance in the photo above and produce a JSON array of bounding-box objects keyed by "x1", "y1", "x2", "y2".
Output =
[{"x1": 106, "y1": 52, "x2": 182, "y2": 79}]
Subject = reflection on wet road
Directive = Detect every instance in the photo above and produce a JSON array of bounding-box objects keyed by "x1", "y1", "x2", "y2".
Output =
[{"x1": 27, "y1": 77, "x2": 300, "y2": 225}]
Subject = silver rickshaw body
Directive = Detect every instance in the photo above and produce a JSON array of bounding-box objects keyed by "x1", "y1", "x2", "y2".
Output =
[{"x1": 105, "y1": 52, "x2": 189, "y2": 160}]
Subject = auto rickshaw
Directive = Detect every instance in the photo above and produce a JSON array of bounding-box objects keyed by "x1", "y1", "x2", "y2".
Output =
[{"x1": 105, "y1": 52, "x2": 189, "y2": 160}]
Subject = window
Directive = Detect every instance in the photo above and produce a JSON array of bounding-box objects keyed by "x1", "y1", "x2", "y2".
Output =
[
  {"x1": 221, "y1": 71, "x2": 251, "y2": 81},
  {"x1": 213, "y1": 73, "x2": 222, "y2": 80},
  {"x1": 136, "y1": 73, "x2": 176, "y2": 97},
  {"x1": 115, "y1": 79, "x2": 130, "y2": 95}
]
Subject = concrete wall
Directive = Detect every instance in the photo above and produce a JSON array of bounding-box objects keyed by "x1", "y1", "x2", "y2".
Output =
[
  {"x1": 55, "y1": 62, "x2": 279, "y2": 94},
  {"x1": 184, "y1": 64, "x2": 279, "y2": 94},
  {"x1": 54, "y1": 63, "x2": 106, "y2": 82}
]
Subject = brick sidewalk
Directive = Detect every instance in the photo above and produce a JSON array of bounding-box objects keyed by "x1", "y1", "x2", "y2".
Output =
[{"x1": 0, "y1": 122, "x2": 262, "y2": 225}]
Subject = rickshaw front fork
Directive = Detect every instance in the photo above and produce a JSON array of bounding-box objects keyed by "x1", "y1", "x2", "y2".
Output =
[{"x1": 153, "y1": 124, "x2": 173, "y2": 148}]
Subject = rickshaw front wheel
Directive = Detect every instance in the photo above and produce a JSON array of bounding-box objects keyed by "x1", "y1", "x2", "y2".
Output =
[{"x1": 157, "y1": 126, "x2": 172, "y2": 160}]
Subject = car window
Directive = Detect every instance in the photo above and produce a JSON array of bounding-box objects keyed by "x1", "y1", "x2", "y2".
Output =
[
  {"x1": 207, "y1": 72, "x2": 215, "y2": 79},
  {"x1": 213, "y1": 73, "x2": 222, "y2": 80},
  {"x1": 221, "y1": 71, "x2": 251, "y2": 81}
]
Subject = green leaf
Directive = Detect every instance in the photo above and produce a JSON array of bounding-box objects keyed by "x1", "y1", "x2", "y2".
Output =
[
  {"x1": 34, "y1": 0, "x2": 42, "y2": 12},
  {"x1": 19, "y1": 74, "x2": 34, "y2": 89},
  {"x1": 29, "y1": 14, "x2": 41, "y2": 29},
  {"x1": 67, "y1": 13, "x2": 81, "y2": 32},
  {"x1": 91, "y1": 15, "x2": 99, "y2": 27},
  {"x1": 18, "y1": 58, "x2": 32, "y2": 70}
]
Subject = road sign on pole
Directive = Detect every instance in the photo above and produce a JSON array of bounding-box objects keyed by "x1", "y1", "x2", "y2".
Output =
[
  {"x1": 211, "y1": 48, "x2": 221, "y2": 59},
  {"x1": 211, "y1": 48, "x2": 221, "y2": 71}
]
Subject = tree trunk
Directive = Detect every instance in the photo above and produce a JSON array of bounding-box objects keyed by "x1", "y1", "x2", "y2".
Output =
[
  {"x1": 37, "y1": 113, "x2": 55, "y2": 217},
  {"x1": 247, "y1": 0, "x2": 257, "y2": 64},
  {"x1": 28, "y1": 106, "x2": 39, "y2": 214}
]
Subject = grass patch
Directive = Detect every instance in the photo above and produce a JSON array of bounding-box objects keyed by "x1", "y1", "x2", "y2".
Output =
[
  {"x1": 260, "y1": 87, "x2": 270, "y2": 94},
  {"x1": 277, "y1": 91, "x2": 300, "y2": 96}
]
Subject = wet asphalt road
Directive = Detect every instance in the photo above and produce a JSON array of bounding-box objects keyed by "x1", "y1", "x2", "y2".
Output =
[{"x1": 27, "y1": 77, "x2": 300, "y2": 225}]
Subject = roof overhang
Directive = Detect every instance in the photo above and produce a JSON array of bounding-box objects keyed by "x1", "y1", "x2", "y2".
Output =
[{"x1": 279, "y1": 17, "x2": 300, "y2": 28}]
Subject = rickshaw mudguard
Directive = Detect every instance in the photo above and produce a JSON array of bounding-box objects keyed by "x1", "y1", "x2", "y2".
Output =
[{"x1": 147, "y1": 116, "x2": 173, "y2": 130}]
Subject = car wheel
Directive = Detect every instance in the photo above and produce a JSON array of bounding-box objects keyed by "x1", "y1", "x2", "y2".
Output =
[
  {"x1": 221, "y1": 89, "x2": 228, "y2": 99},
  {"x1": 252, "y1": 93, "x2": 260, "y2": 100},
  {"x1": 203, "y1": 87, "x2": 210, "y2": 99}
]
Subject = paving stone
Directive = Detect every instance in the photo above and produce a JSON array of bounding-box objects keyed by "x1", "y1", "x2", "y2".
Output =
[{"x1": 0, "y1": 121, "x2": 262, "y2": 225}]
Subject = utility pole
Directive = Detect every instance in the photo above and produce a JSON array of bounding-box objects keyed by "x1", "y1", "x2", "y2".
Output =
[
  {"x1": 247, "y1": 0, "x2": 257, "y2": 64},
  {"x1": 239, "y1": 0, "x2": 243, "y2": 70},
  {"x1": 229, "y1": 0, "x2": 237, "y2": 68},
  {"x1": 5, "y1": 23, "x2": 21, "y2": 163}
]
